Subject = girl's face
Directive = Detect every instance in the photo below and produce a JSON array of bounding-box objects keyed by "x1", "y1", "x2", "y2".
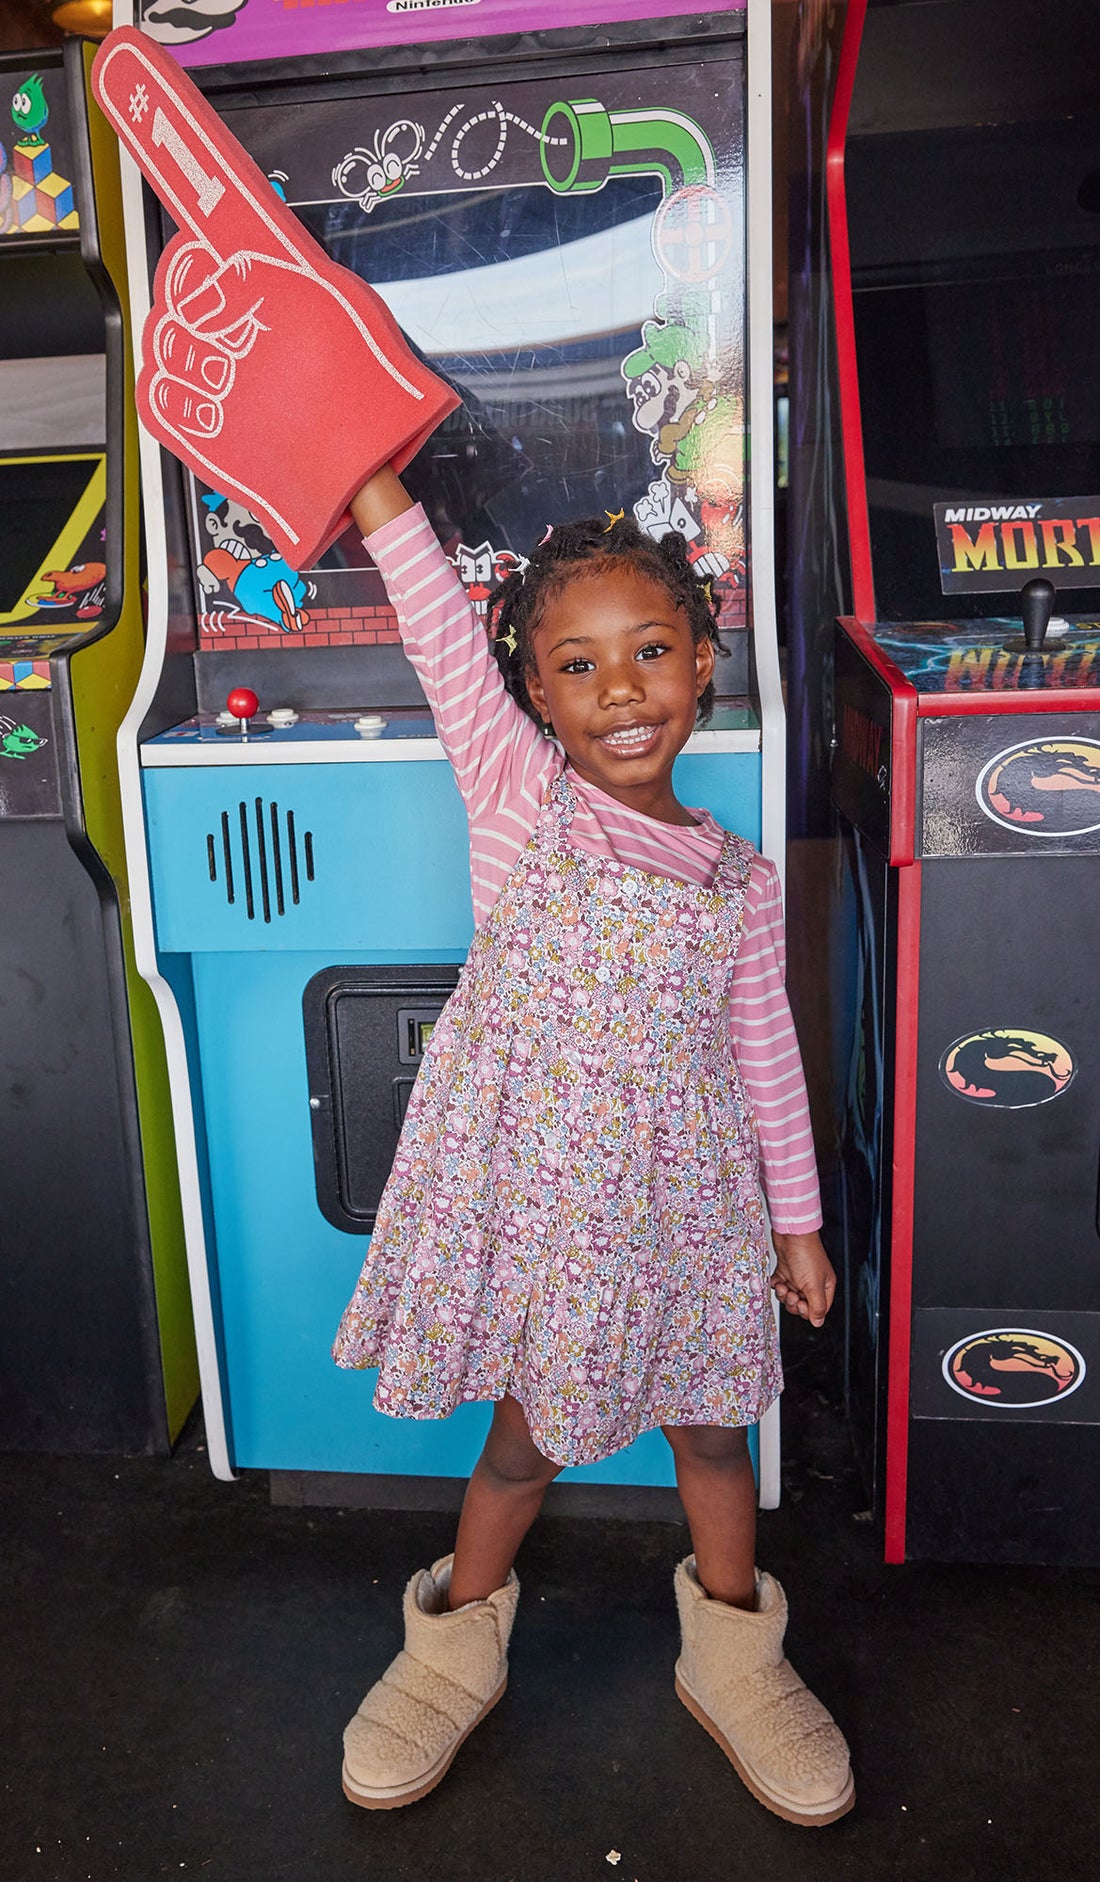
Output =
[{"x1": 525, "y1": 561, "x2": 714, "y2": 822}]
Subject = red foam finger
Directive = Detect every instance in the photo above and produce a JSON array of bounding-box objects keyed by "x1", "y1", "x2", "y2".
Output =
[
  {"x1": 92, "y1": 27, "x2": 458, "y2": 568},
  {"x1": 94, "y1": 31, "x2": 307, "y2": 273},
  {"x1": 155, "y1": 323, "x2": 233, "y2": 396},
  {"x1": 148, "y1": 373, "x2": 222, "y2": 439}
]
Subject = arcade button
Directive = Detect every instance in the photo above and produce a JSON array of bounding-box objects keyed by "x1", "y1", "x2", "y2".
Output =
[
  {"x1": 354, "y1": 714, "x2": 387, "y2": 739},
  {"x1": 267, "y1": 707, "x2": 299, "y2": 727}
]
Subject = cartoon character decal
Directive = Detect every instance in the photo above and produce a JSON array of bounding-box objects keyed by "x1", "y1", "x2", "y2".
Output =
[
  {"x1": 197, "y1": 493, "x2": 314, "y2": 634},
  {"x1": 939, "y1": 1028, "x2": 1076, "y2": 1108},
  {"x1": 0, "y1": 715, "x2": 47, "y2": 760},
  {"x1": 11, "y1": 74, "x2": 48, "y2": 143},
  {"x1": 332, "y1": 122, "x2": 425, "y2": 216},
  {"x1": 30, "y1": 563, "x2": 107, "y2": 620},
  {"x1": 140, "y1": 0, "x2": 250, "y2": 48},
  {"x1": 451, "y1": 542, "x2": 528, "y2": 620},
  {"x1": 622, "y1": 321, "x2": 744, "y2": 568},
  {"x1": 943, "y1": 1329, "x2": 1084, "y2": 1407},
  {"x1": 976, "y1": 736, "x2": 1100, "y2": 837}
]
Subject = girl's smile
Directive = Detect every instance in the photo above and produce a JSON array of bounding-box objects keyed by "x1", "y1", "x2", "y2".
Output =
[{"x1": 525, "y1": 563, "x2": 715, "y2": 825}]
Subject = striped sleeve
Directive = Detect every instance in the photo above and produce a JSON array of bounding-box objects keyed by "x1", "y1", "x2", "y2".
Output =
[
  {"x1": 364, "y1": 505, "x2": 557, "y2": 920},
  {"x1": 730, "y1": 858, "x2": 823, "y2": 1235},
  {"x1": 365, "y1": 511, "x2": 553, "y2": 843}
]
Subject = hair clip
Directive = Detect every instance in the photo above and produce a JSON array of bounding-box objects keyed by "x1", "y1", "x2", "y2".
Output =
[
  {"x1": 496, "y1": 623, "x2": 518, "y2": 657},
  {"x1": 701, "y1": 577, "x2": 715, "y2": 609},
  {"x1": 538, "y1": 523, "x2": 554, "y2": 546},
  {"x1": 603, "y1": 508, "x2": 625, "y2": 533}
]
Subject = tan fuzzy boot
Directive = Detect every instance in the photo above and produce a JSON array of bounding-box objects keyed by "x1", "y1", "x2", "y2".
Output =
[
  {"x1": 674, "y1": 1556, "x2": 854, "y2": 1826},
  {"x1": 342, "y1": 1554, "x2": 518, "y2": 1809}
]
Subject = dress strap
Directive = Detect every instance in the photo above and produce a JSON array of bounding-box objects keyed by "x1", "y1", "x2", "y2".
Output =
[
  {"x1": 712, "y1": 829, "x2": 757, "y2": 902},
  {"x1": 535, "y1": 769, "x2": 577, "y2": 846}
]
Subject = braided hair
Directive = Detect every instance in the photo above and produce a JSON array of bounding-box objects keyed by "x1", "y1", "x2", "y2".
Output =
[{"x1": 486, "y1": 513, "x2": 728, "y2": 726}]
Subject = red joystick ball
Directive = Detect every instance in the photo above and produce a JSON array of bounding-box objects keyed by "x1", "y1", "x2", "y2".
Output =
[{"x1": 226, "y1": 687, "x2": 259, "y2": 721}]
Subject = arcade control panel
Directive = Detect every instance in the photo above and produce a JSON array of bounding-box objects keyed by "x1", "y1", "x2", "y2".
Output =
[
  {"x1": 832, "y1": 587, "x2": 1100, "y2": 866},
  {"x1": 143, "y1": 690, "x2": 759, "y2": 763},
  {"x1": 139, "y1": 685, "x2": 761, "y2": 947}
]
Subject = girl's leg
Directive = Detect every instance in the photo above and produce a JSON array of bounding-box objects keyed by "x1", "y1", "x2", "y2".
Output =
[
  {"x1": 662, "y1": 1421, "x2": 854, "y2": 1824},
  {"x1": 448, "y1": 1393, "x2": 563, "y2": 1608},
  {"x1": 661, "y1": 1423, "x2": 757, "y2": 1610}
]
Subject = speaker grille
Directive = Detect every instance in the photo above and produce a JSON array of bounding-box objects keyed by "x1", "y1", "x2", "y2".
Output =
[{"x1": 206, "y1": 798, "x2": 315, "y2": 921}]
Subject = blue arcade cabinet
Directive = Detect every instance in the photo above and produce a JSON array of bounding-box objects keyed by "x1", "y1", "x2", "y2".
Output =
[{"x1": 115, "y1": 0, "x2": 787, "y2": 1496}]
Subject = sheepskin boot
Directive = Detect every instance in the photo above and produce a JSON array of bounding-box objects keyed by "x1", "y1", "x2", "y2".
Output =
[
  {"x1": 342, "y1": 1554, "x2": 518, "y2": 1809},
  {"x1": 674, "y1": 1556, "x2": 854, "y2": 1826}
]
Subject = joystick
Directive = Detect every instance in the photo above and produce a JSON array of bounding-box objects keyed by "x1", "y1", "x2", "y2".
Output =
[
  {"x1": 1005, "y1": 577, "x2": 1056, "y2": 654},
  {"x1": 227, "y1": 686, "x2": 259, "y2": 726},
  {"x1": 217, "y1": 686, "x2": 271, "y2": 738}
]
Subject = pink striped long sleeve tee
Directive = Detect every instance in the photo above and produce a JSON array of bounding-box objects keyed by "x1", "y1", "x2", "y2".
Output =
[{"x1": 368, "y1": 504, "x2": 822, "y2": 1235}]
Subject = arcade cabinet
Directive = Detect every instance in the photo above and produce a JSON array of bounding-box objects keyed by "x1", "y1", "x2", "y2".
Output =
[
  {"x1": 787, "y1": 0, "x2": 1100, "y2": 1563},
  {"x1": 114, "y1": 0, "x2": 785, "y2": 1494},
  {"x1": 0, "y1": 42, "x2": 196, "y2": 1451}
]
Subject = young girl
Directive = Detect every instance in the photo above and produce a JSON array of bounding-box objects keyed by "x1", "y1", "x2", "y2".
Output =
[{"x1": 331, "y1": 466, "x2": 853, "y2": 1827}]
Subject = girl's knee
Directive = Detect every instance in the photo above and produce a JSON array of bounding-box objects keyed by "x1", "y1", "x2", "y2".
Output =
[
  {"x1": 662, "y1": 1422, "x2": 751, "y2": 1468},
  {"x1": 480, "y1": 1398, "x2": 562, "y2": 1490}
]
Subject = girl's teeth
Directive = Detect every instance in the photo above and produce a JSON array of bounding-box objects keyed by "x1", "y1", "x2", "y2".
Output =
[{"x1": 605, "y1": 726, "x2": 652, "y2": 746}]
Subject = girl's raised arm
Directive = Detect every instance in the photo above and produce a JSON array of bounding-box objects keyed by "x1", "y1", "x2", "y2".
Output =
[
  {"x1": 350, "y1": 467, "x2": 415, "y2": 537},
  {"x1": 349, "y1": 471, "x2": 555, "y2": 865}
]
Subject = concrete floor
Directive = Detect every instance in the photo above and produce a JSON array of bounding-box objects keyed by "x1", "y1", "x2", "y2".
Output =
[{"x1": 3, "y1": 1333, "x2": 1098, "y2": 1882}]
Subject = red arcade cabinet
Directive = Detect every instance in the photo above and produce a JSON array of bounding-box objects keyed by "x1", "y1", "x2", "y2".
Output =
[{"x1": 787, "y1": 0, "x2": 1100, "y2": 1565}]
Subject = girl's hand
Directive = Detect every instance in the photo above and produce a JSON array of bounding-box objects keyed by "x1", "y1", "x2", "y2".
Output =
[{"x1": 770, "y1": 1231, "x2": 836, "y2": 1329}]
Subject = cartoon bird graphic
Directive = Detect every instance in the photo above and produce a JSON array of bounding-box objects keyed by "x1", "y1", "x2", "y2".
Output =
[{"x1": 11, "y1": 73, "x2": 49, "y2": 145}]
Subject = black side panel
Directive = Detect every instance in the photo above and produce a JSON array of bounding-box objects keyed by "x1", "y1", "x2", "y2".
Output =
[
  {"x1": 913, "y1": 856, "x2": 1100, "y2": 1312},
  {"x1": 904, "y1": 852, "x2": 1100, "y2": 1562},
  {"x1": 0, "y1": 823, "x2": 166, "y2": 1453},
  {"x1": 821, "y1": 826, "x2": 894, "y2": 1507},
  {"x1": 906, "y1": 1420, "x2": 1100, "y2": 1567},
  {"x1": 832, "y1": 629, "x2": 894, "y2": 856}
]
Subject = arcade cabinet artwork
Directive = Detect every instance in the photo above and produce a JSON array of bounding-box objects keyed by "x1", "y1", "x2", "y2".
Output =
[
  {"x1": 0, "y1": 44, "x2": 197, "y2": 1453},
  {"x1": 787, "y1": 0, "x2": 1100, "y2": 1564},
  {"x1": 108, "y1": 1, "x2": 783, "y2": 1491}
]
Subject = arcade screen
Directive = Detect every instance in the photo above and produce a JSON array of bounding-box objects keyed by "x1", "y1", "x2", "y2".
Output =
[
  {"x1": 175, "y1": 48, "x2": 750, "y2": 678},
  {"x1": 0, "y1": 453, "x2": 106, "y2": 628},
  {"x1": 848, "y1": 114, "x2": 1100, "y2": 622}
]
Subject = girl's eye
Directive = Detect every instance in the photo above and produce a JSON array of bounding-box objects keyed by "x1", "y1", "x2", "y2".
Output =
[
  {"x1": 560, "y1": 657, "x2": 594, "y2": 674},
  {"x1": 637, "y1": 642, "x2": 668, "y2": 661}
]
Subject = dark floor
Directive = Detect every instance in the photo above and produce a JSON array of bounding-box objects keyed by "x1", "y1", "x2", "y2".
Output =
[{"x1": 4, "y1": 1333, "x2": 1099, "y2": 1882}]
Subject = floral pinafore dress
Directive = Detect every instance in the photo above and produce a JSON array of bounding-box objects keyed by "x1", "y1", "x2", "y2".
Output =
[{"x1": 333, "y1": 774, "x2": 781, "y2": 1466}]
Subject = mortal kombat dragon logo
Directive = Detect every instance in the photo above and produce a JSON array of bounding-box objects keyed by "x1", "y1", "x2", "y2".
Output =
[
  {"x1": 939, "y1": 1028, "x2": 1075, "y2": 1108},
  {"x1": 976, "y1": 736, "x2": 1100, "y2": 837},
  {"x1": 943, "y1": 1329, "x2": 1084, "y2": 1407}
]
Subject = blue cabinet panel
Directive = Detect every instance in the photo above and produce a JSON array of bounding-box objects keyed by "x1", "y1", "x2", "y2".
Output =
[
  {"x1": 157, "y1": 745, "x2": 762, "y2": 1482},
  {"x1": 144, "y1": 762, "x2": 474, "y2": 953}
]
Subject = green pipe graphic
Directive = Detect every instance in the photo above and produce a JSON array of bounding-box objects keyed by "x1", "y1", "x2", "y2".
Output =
[{"x1": 540, "y1": 99, "x2": 716, "y2": 196}]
